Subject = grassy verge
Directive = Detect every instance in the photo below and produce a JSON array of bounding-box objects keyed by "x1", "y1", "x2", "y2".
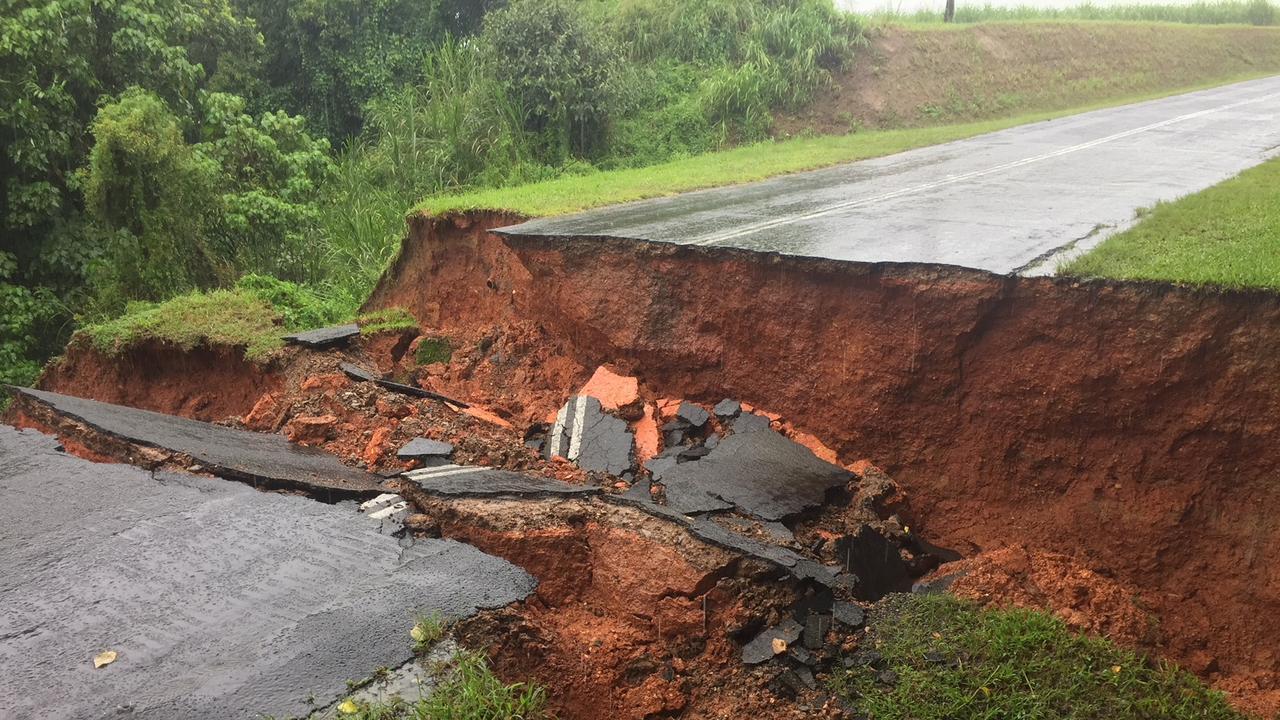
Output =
[
  {"x1": 834, "y1": 594, "x2": 1242, "y2": 720},
  {"x1": 419, "y1": 75, "x2": 1277, "y2": 219},
  {"x1": 865, "y1": 1, "x2": 1277, "y2": 26},
  {"x1": 1063, "y1": 156, "x2": 1280, "y2": 289}
]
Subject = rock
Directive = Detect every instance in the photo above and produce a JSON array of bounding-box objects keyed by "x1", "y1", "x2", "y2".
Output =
[
  {"x1": 803, "y1": 613, "x2": 830, "y2": 650},
  {"x1": 283, "y1": 323, "x2": 360, "y2": 349},
  {"x1": 833, "y1": 602, "x2": 866, "y2": 629},
  {"x1": 396, "y1": 437, "x2": 454, "y2": 461},
  {"x1": 243, "y1": 392, "x2": 288, "y2": 432},
  {"x1": 835, "y1": 525, "x2": 913, "y2": 601},
  {"x1": 676, "y1": 402, "x2": 709, "y2": 428},
  {"x1": 704, "y1": 433, "x2": 720, "y2": 450},
  {"x1": 362, "y1": 426, "x2": 394, "y2": 467},
  {"x1": 741, "y1": 619, "x2": 803, "y2": 665},
  {"x1": 578, "y1": 366, "x2": 639, "y2": 411},
  {"x1": 731, "y1": 412, "x2": 771, "y2": 434},
  {"x1": 664, "y1": 428, "x2": 686, "y2": 447},
  {"x1": 794, "y1": 666, "x2": 817, "y2": 689},
  {"x1": 924, "y1": 651, "x2": 947, "y2": 665},
  {"x1": 545, "y1": 396, "x2": 635, "y2": 476},
  {"x1": 283, "y1": 414, "x2": 338, "y2": 447},
  {"x1": 633, "y1": 405, "x2": 660, "y2": 463},
  {"x1": 660, "y1": 428, "x2": 852, "y2": 521},
  {"x1": 713, "y1": 399, "x2": 741, "y2": 419},
  {"x1": 876, "y1": 669, "x2": 898, "y2": 686}
]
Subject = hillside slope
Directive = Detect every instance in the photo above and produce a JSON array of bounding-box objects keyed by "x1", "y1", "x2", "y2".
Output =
[{"x1": 778, "y1": 22, "x2": 1280, "y2": 134}]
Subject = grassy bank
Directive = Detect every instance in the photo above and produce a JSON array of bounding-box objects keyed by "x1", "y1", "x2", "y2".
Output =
[
  {"x1": 420, "y1": 73, "x2": 1274, "y2": 218},
  {"x1": 778, "y1": 23, "x2": 1280, "y2": 134},
  {"x1": 869, "y1": 0, "x2": 1276, "y2": 25},
  {"x1": 1063, "y1": 157, "x2": 1280, "y2": 289},
  {"x1": 834, "y1": 594, "x2": 1242, "y2": 720}
]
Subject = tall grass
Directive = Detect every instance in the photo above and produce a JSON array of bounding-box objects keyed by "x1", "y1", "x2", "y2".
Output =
[{"x1": 872, "y1": 0, "x2": 1277, "y2": 25}]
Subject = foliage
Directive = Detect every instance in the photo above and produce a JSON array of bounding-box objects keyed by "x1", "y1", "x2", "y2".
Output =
[
  {"x1": 415, "y1": 337, "x2": 453, "y2": 366},
  {"x1": 409, "y1": 614, "x2": 445, "y2": 653},
  {"x1": 1064, "y1": 156, "x2": 1280, "y2": 289},
  {"x1": 77, "y1": 289, "x2": 287, "y2": 361},
  {"x1": 0, "y1": 253, "x2": 60, "y2": 387},
  {"x1": 81, "y1": 89, "x2": 334, "y2": 315},
  {"x1": 832, "y1": 594, "x2": 1242, "y2": 720},
  {"x1": 235, "y1": 274, "x2": 346, "y2": 331},
  {"x1": 338, "y1": 652, "x2": 549, "y2": 720},
  {"x1": 877, "y1": 0, "x2": 1278, "y2": 25},
  {"x1": 481, "y1": 0, "x2": 624, "y2": 160},
  {"x1": 358, "y1": 307, "x2": 419, "y2": 334}
]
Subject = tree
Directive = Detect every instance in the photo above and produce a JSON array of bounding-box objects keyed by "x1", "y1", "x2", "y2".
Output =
[{"x1": 945, "y1": 0, "x2": 956, "y2": 22}]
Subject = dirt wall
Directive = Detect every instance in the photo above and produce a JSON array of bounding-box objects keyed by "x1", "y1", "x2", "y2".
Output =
[{"x1": 366, "y1": 213, "x2": 1280, "y2": 713}]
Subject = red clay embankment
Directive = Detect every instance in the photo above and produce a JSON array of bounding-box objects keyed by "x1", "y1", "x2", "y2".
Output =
[{"x1": 365, "y1": 212, "x2": 1280, "y2": 714}]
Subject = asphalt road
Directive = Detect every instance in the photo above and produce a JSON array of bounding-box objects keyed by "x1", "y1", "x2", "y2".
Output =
[
  {"x1": 500, "y1": 76, "x2": 1280, "y2": 274},
  {"x1": 0, "y1": 426, "x2": 535, "y2": 720}
]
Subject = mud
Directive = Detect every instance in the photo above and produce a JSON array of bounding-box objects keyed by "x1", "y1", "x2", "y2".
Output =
[
  {"x1": 356, "y1": 212, "x2": 1280, "y2": 714},
  {"x1": 39, "y1": 338, "x2": 283, "y2": 421}
]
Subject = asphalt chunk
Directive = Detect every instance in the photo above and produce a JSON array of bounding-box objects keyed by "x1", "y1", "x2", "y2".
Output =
[
  {"x1": 713, "y1": 399, "x2": 742, "y2": 419},
  {"x1": 0, "y1": 425, "x2": 534, "y2": 720},
  {"x1": 676, "y1": 402, "x2": 710, "y2": 428},
  {"x1": 12, "y1": 387, "x2": 381, "y2": 499},
  {"x1": 404, "y1": 464, "x2": 599, "y2": 499},
  {"x1": 546, "y1": 395, "x2": 634, "y2": 475},
  {"x1": 283, "y1": 323, "x2": 360, "y2": 349},
  {"x1": 660, "y1": 428, "x2": 852, "y2": 520},
  {"x1": 339, "y1": 363, "x2": 469, "y2": 407},
  {"x1": 742, "y1": 619, "x2": 804, "y2": 665},
  {"x1": 397, "y1": 437, "x2": 455, "y2": 460}
]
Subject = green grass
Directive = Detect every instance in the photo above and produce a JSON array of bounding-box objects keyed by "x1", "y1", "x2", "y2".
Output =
[
  {"x1": 1064, "y1": 157, "x2": 1280, "y2": 289},
  {"x1": 78, "y1": 289, "x2": 286, "y2": 362},
  {"x1": 418, "y1": 79, "x2": 1278, "y2": 219},
  {"x1": 336, "y1": 652, "x2": 548, "y2": 720},
  {"x1": 414, "y1": 337, "x2": 453, "y2": 366},
  {"x1": 868, "y1": 0, "x2": 1277, "y2": 26},
  {"x1": 834, "y1": 594, "x2": 1242, "y2": 720},
  {"x1": 358, "y1": 307, "x2": 420, "y2": 335}
]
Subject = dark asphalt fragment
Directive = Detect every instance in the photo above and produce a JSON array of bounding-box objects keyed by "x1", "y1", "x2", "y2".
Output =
[
  {"x1": 397, "y1": 437, "x2": 454, "y2": 460},
  {"x1": 731, "y1": 412, "x2": 771, "y2": 434},
  {"x1": 713, "y1": 399, "x2": 741, "y2": 419},
  {"x1": 283, "y1": 323, "x2": 360, "y2": 348},
  {"x1": 833, "y1": 601, "x2": 866, "y2": 629},
  {"x1": 742, "y1": 619, "x2": 803, "y2": 664},
  {"x1": 11, "y1": 387, "x2": 381, "y2": 499},
  {"x1": 339, "y1": 363, "x2": 469, "y2": 407},
  {"x1": 404, "y1": 464, "x2": 599, "y2": 499},
  {"x1": 546, "y1": 396, "x2": 635, "y2": 476},
  {"x1": 677, "y1": 402, "x2": 710, "y2": 428},
  {"x1": 660, "y1": 428, "x2": 852, "y2": 520}
]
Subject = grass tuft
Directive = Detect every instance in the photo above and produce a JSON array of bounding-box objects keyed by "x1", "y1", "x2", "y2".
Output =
[
  {"x1": 358, "y1": 307, "x2": 419, "y2": 335},
  {"x1": 336, "y1": 651, "x2": 548, "y2": 720},
  {"x1": 415, "y1": 337, "x2": 453, "y2": 366},
  {"x1": 833, "y1": 594, "x2": 1242, "y2": 720},
  {"x1": 77, "y1": 289, "x2": 285, "y2": 362},
  {"x1": 1064, "y1": 156, "x2": 1280, "y2": 289}
]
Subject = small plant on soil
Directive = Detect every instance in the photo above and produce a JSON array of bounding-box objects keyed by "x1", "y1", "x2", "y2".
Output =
[
  {"x1": 831, "y1": 593, "x2": 1244, "y2": 720},
  {"x1": 358, "y1": 307, "x2": 419, "y2": 335},
  {"x1": 415, "y1": 338, "x2": 453, "y2": 366},
  {"x1": 334, "y1": 651, "x2": 548, "y2": 720},
  {"x1": 410, "y1": 614, "x2": 446, "y2": 654}
]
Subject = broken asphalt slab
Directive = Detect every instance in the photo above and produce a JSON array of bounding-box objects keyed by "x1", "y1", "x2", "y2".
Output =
[
  {"x1": 404, "y1": 464, "x2": 600, "y2": 499},
  {"x1": 546, "y1": 395, "x2": 634, "y2": 475},
  {"x1": 11, "y1": 387, "x2": 382, "y2": 499},
  {"x1": 397, "y1": 437, "x2": 455, "y2": 460},
  {"x1": 283, "y1": 323, "x2": 360, "y2": 349},
  {"x1": 0, "y1": 425, "x2": 535, "y2": 720},
  {"x1": 660, "y1": 428, "x2": 852, "y2": 520}
]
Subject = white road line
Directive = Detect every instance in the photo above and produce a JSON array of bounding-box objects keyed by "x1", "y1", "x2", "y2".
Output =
[
  {"x1": 566, "y1": 396, "x2": 589, "y2": 461},
  {"x1": 689, "y1": 90, "x2": 1280, "y2": 247},
  {"x1": 406, "y1": 466, "x2": 486, "y2": 481}
]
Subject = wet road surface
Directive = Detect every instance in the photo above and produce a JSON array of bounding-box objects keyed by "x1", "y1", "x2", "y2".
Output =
[
  {"x1": 500, "y1": 75, "x2": 1280, "y2": 274},
  {"x1": 0, "y1": 426, "x2": 535, "y2": 720}
]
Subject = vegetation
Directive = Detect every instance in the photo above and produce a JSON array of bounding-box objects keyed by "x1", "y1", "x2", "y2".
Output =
[
  {"x1": 1063, "y1": 157, "x2": 1280, "y2": 290},
  {"x1": 834, "y1": 594, "x2": 1243, "y2": 720},
  {"x1": 877, "y1": 0, "x2": 1277, "y2": 25},
  {"x1": 336, "y1": 652, "x2": 548, "y2": 720},
  {"x1": 359, "y1": 308, "x2": 420, "y2": 335}
]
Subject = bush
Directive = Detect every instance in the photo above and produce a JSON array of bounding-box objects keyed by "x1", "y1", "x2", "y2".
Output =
[
  {"x1": 1248, "y1": 0, "x2": 1276, "y2": 24},
  {"x1": 481, "y1": 0, "x2": 624, "y2": 160}
]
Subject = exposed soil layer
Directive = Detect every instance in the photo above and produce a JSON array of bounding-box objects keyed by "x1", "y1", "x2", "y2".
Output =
[
  {"x1": 38, "y1": 338, "x2": 282, "y2": 421},
  {"x1": 359, "y1": 212, "x2": 1280, "y2": 715},
  {"x1": 775, "y1": 24, "x2": 1280, "y2": 136}
]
